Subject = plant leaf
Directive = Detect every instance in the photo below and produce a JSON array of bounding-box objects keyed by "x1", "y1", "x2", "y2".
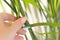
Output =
[{"x1": 23, "y1": 0, "x2": 40, "y2": 9}]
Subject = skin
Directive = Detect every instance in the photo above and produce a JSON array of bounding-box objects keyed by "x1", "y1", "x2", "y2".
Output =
[{"x1": 0, "y1": 13, "x2": 26, "y2": 40}]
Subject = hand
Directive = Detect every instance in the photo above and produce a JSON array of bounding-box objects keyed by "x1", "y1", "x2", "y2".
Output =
[{"x1": 0, "y1": 13, "x2": 26, "y2": 40}]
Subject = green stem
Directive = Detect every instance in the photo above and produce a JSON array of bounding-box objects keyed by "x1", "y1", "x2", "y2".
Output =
[
  {"x1": 31, "y1": 22, "x2": 60, "y2": 27},
  {"x1": 25, "y1": 35, "x2": 28, "y2": 40},
  {"x1": 28, "y1": 28, "x2": 38, "y2": 40}
]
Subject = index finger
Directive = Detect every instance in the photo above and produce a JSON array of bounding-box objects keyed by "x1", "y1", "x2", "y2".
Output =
[
  {"x1": 9, "y1": 17, "x2": 26, "y2": 33},
  {"x1": 0, "y1": 12, "x2": 17, "y2": 21}
]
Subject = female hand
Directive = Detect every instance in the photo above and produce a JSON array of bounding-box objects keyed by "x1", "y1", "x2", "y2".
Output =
[{"x1": 0, "y1": 13, "x2": 26, "y2": 40}]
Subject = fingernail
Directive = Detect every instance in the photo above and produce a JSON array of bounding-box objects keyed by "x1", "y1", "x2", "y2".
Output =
[{"x1": 20, "y1": 17, "x2": 26, "y2": 24}]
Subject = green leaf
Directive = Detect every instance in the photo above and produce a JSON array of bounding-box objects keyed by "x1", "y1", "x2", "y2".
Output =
[
  {"x1": 15, "y1": 0, "x2": 20, "y2": 18},
  {"x1": 30, "y1": 22, "x2": 60, "y2": 28},
  {"x1": 57, "y1": 0, "x2": 60, "y2": 11},
  {"x1": 37, "y1": 32, "x2": 56, "y2": 35},
  {"x1": 0, "y1": 0, "x2": 5, "y2": 11},
  {"x1": 10, "y1": 0, "x2": 18, "y2": 15},
  {"x1": 54, "y1": 0, "x2": 57, "y2": 11},
  {"x1": 4, "y1": 0, "x2": 15, "y2": 13},
  {"x1": 23, "y1": 0, "x2": 40, "y2": 9}
]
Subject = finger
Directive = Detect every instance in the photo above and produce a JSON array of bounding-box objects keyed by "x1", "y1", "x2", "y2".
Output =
[
  {"x1": 9, "y1": 17, "x2": 26, "y2": 33},
  {"x1": 14, "y1": 35, "x2": 23, "y2": 40},
  {"x1": 17, "y1": 29, "x2": 26, "y2": 35},
  {"x1": 4, "y1": 22, "x2": 11, "y2": 27},
  {"x1": 0, "y1": 12, "x2": 17, "y2": 21}
]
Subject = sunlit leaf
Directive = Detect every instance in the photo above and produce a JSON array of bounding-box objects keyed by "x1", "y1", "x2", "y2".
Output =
[{"x1": 23, "y1": 0, "x2": 40, "y2": 9}]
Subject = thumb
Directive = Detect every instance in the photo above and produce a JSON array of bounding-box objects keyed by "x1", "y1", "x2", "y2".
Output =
[{"x1": 9, "y1": 17, "x2": 26, "y2": 32}]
